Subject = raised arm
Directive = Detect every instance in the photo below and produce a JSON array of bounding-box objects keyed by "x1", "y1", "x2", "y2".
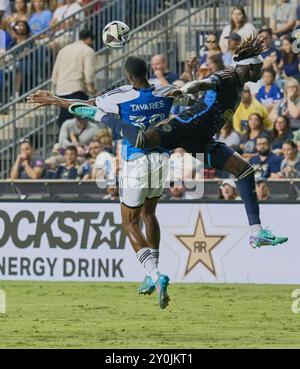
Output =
[
  {"x1": 27, "y1": 90, "x2": 96, "y2": 109},
  {"x1": 180, "y1": 78, "x2": 216, "y2": 94}
]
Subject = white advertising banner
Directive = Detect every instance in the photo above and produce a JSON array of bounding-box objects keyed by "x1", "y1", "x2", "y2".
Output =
[{"x1": 0, "y1": 202, "x2": 298, "y2": 284}]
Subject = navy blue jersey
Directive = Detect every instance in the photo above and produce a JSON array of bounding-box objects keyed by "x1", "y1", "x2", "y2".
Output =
[
  {"x1": 176, "y1": 68, "x2": 243, "y2": 136},
  {"x1": 96, "y1": 84, "x2": 181, "y2": 160}
]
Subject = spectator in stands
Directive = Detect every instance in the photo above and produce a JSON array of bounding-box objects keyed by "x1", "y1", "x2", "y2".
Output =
[
  {"x1": 12, "y1": 20, "x2": 31, "y2": 45},
  {"x1": 240, "y1": 113, "x2": 270, "y2": 160},
  {"x1": 196, "y1": 62, "x2": 211, "y2": 81},
  {"x1": 270, "y1": 0, "x2": 297, "y2": 38},
  {"x1": 59, "y1": 116, "x2": 99, "y2": 152},
  {"x1": 199, "y1": 33, "x2": 221, "y2": 65},
  {"x1": 81, "y1": 139, "x2": 107, "y2": 180},
  {"x1": 51, "y1": 0, "x2": 82, "y2": 26},
  {"x1": 293, "y1": 128, "x2": 300, "y2": 151},
  {"x1": 218, "y1": 179, "x2": 240, "y2": 201},
  {"x1": 55, "y1": 145, "x2": 79, "y2": 179},
  {"x1": 28, "y1": 0, "x2": 52, "y2": 36},
  {"x1": 168, "y1": 182, "x2": 186, "y2": 200},
  {"x1": 219, "y1": 6, "x2": 256, "y2": 53},
  {"x1": 52, "y1": 29, "x2": 96, "y2": 127},
  {"x1": 102, "y1": 186, "x2": 119, "y2": 201},
  {"x1": 279, "y1": 36, "x2": 300, "y2": 80},
  {"x1": 0, "y1": 19, "x2": 12, "y2": 50},
  {"x1": 274, "y1": 140, "x2": 300, "y2": 178},
  {"x1": 150, "y1": 54, "x2": 178, "y2": 86},
  {"x1": 271, "y1": 115, "x2": 293, "y2": 154},
  {"x1": 0, "y1": 28, "x2": 5, "y2": 56},
  {"x1": 250, "y1": 136, "x2": 282, "y2": 180},
  {"x1": 82, "y1": 139, "x2": 115, "y2": 180},
  {"x1": 256, "y1": 179, "x2": 271, "y2": 201},
  {"x1": 4, "y1": 0, "x2": 28, "y2": 32},
  {"x1": 92, "y1": 145, "x2": 116, "y2": 181},
  {"x1": 256, "y1": 68, "x2": 283, "y2": 113},
  {"x1": 50, "y1": 0, "x2": 84, "y2": 52},
  {"x1": 44, "y1": 143, "x2": 64, "y2": 172},
  {"x1": 217, "y1": 121, "x2": 240, "y2": 150},
  {"x1": 10, "y1": 20, "x2": 32, "y2": 96},
  {"x1": 258, "y1": 28, "x2": 282, "y2": 70},
  {"x1": 207, "y1": 53, "x2": 225, "y2": 74},
  {"x1": 10, "y1": 138, "x2": 45, "y2": 179},
  {"x1": 233, "y1": 85, "x2": 273, "y2": 134},
  {"x1": 12, "y1": 20, "x2": 48, "y2": 95},
  {"x1": 94, "y1": 127, "x2": 113, "y2": 152},
  {"x1": 0, "y1": 0, "x2": 11, "y2": 22},
  {"x1": 222, "y1": 32, "x2": 241, "y2": 67},
  {"x1": 270, "y1": 77, "x2": 300, "y2": 130},
  {"x1": 46, "y1": 0, "x2": 58, "y2": 12}
]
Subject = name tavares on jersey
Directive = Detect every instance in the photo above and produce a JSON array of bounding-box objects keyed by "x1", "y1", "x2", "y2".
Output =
[{"x1": 130, "y1": 100, "x2": 165, "y2": 112}]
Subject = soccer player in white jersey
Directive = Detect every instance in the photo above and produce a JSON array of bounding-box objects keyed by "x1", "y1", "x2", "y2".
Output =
[{"x1": 28, "y1": 56, "x2": 192, "y2": 309}]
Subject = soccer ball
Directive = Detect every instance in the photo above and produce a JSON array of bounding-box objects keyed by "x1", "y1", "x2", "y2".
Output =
[{"x1": 102, "y1": 21, "x2": 131, "y2": 49}]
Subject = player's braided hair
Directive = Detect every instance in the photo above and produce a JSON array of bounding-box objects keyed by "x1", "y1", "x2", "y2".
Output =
[{"x1": 233, "y1": 35, "x2": 264, "y2": 62}]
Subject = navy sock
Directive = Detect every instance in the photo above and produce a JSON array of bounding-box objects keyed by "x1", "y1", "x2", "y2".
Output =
[
  {"x1": 102, "y1": 114, "x2": 139, "y2": 146},
  {"x1": 237, "y1": 170, "x2": 261, "y2": 226}
]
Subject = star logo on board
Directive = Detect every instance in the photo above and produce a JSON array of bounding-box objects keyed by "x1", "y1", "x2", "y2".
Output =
[
  {"x1": 91, "y1": 212, "x2": 126, "y2": 249},
  {"x1": 176, "y1": 214, "x2": 226, "y2": 276}
]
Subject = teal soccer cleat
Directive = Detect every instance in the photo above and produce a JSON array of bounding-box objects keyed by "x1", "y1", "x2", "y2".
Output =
[
  {"x1": 155, "y1": 274, "x2": 170, "y2": 309},
  {"x1": 69, "y1": 103, "x2": 99, "y2": 120},
  {"x1": 138, "y1": 276, "x2": 155, "y2": 295},
  {"x1": 250, "y1": 227, "x2": 288, "y2": 249}
]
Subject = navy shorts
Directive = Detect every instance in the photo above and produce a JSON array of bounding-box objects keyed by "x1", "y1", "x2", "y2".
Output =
[{"x1": 153, "y1": 117, "x2": 235, "y2": 170}]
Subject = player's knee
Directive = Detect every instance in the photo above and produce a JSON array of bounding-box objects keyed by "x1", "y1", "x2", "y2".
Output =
[
  {"x1": 236, "y1": 162, "x2": 254, "y2": 180},
  {"x1": 142, "y1": 211, "x2": 156, "y2": 223}
]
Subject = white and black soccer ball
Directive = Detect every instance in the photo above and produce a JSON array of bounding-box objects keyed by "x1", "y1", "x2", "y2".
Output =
[{"x1": 102, "y1": 21, "x2": 131, "y2": 49}]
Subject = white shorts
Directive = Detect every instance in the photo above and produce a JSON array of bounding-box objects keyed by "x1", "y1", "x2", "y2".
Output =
[{"x1": 119, "y1": 152, "x2": 169, "y2": 208}]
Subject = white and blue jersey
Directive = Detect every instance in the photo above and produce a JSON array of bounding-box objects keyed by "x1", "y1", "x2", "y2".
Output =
[{"x1": 95, "y1": 84, "x2": 180, "y2": 160}]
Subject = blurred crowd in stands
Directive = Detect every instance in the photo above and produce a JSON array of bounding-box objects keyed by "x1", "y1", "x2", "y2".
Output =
[{"x1": 1, "y1": 1, "x2": 300, "y2": 201}]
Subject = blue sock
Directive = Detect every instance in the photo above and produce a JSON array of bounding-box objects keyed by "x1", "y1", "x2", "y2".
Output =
[
  {"x1": 237, "y1": 170, "x2": 261, "y2": 226},
  {"x1": 102, "y1": 114, "x2": 139, "y2": 146}
]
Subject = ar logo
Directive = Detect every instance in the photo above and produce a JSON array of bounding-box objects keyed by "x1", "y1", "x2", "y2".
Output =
[
  {"x1": 194, "y1": 241, "x2": 207, "y2": 253},
  {"x1": 0, "y1": 289, "x2": 6, "y2": 314},
  {"x1": 176, "y1": 215, "x2": 226, "y2": 276}
]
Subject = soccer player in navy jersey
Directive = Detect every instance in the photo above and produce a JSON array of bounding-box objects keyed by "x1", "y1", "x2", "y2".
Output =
[
  {"x1": 28, "y1": 56, "x2": 193, "y2": 309},
  {"x1": 67, "y1": 37, "x2": 288, "y2": 250}
]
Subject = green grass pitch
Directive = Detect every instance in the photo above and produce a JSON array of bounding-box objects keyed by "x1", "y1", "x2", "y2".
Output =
[{"x1": 0, "y1": 282, "x2": 299, "y2": 348}]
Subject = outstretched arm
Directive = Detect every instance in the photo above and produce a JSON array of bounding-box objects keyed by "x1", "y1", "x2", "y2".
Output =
[
  {"x1": 166, "y1": 78, "x2": 214, "y2": 103},
  {"x1": 27, "y1": 90, "x2": 96, "y2": 109},
  {"x1": 180, "y1": 78, "x2": 216, "y2": 94}
]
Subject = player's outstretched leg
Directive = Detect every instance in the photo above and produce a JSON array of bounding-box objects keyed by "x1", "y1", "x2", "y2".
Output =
[
  {"x1": 210, "y1": 145, "x2": 288, "y2": 248},
  {"x1": 68, "y1": 103, "x2": 162, "y2": 149}
]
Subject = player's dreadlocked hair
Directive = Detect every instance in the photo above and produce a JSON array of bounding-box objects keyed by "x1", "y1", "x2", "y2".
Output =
[{"x1": 233, "y1": 35, "x2": 264, "y2": 62}]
